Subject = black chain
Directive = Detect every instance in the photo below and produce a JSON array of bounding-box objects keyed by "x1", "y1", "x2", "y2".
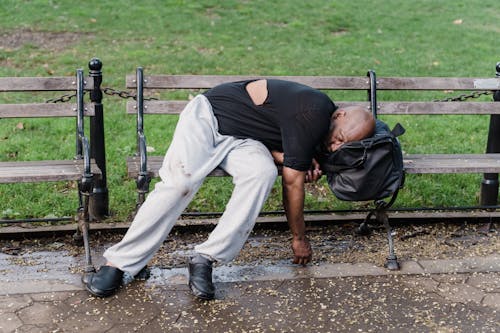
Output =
[
  {"x1": 46, "y1": 92, "x2": 78, "y2": 103},
  {"x1": 434, "y1": 90, "x2": 493, "y2": 102},
  {"x1": 102, "y1": 87, "x2": 158, "y2": 101},
  {"x1": 46, "y1": 87, "x2": 158, "y2": 103},
  {"x1": 102, "y1": 87, "x2": 136, "y2": 100},
  {"x1": 49, "y1": 88, "x2": 491, "y2": 103}
]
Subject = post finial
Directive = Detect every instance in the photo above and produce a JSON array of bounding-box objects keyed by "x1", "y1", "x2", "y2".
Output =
[{"x1": 89, "y1": 58, "x2": 102, "y2": 71}]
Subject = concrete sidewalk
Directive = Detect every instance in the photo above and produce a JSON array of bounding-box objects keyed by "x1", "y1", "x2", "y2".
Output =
[{"x1": 1, "y1": 254, "x2": 499, "y2": 332}]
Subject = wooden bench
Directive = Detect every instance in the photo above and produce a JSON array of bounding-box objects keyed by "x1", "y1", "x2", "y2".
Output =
[
  {"x1": 125, "y1": 70, "x2": 385, "y2": 203},
  {"x1": 125, "y1": 67, "x2": 500, "y2": 269},
  {"x1": 0, "y1": 68, "x2": 102, "y2": 274}
]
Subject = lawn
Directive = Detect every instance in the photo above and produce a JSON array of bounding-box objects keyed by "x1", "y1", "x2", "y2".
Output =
[{"x1": 0, "y1": 0, "x2": 499, "y2": 221}]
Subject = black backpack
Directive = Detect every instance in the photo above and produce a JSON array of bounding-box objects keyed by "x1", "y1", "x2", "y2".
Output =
[{"x1": 320, "y1": 120, "x2": 405, "y2": 202}]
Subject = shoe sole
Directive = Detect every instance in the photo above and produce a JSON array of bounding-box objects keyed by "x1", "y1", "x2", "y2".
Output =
[{"x1": 85, "y1": 283, "x2": 119, "y2": 298}]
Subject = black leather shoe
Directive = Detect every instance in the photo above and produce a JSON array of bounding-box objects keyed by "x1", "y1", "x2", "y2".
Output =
[
  {"x1": 84, "y1": 266, "x2": 124, "y2": 298},
  {"x1": 188, "y1": 255, "x2": 215, "y2": 300}
]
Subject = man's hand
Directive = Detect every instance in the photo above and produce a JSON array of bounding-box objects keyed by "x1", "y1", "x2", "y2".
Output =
[
  {"x1": 305, "y1": 158, "x2": 322, "y2": 183},
  {"x1": 292, "y1": 237, "x2": 312, "y2": 265},
  {"x1": 271, "y1": 150, "x2": 284, "y2": 165}
]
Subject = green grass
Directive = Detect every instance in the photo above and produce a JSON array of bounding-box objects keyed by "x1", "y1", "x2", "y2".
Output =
[{"x1": 0, "y1": 0, "x2": 499, "y2": 221}]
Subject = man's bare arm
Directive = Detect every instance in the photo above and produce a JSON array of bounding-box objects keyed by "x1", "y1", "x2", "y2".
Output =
[
  {"x1": 281, "y1": 166, "x2": 312, "y2": 265},
  {"x1": 272, "y1": 152, "x2": 322, "y2": 183}
]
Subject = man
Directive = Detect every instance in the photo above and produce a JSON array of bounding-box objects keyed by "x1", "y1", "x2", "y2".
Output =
[{"x1": 85, "y1": 79, "x2": 375, "y2": 299}]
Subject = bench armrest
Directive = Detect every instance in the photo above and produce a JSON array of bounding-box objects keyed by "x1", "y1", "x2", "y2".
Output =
[
  {"x1": 74, "y1": 69, "x2": 94, "y2": 188},
  {"x1": 137, "y1": 131, "x2": 148, "y2": 176},
  {"x1": 135, "y1": 67, "x2": 149, "y2": 178},
  {"x1": 78, "y1": 134, "x2": 93, "y2": 177}
]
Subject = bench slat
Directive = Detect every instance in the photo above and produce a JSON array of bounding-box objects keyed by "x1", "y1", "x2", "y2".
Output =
[
  {"x1": 0, "y1": 76, "x2": 94, "y2": 92},
  {"x1": 377, "y1": 77, "x2": 500, "y2": 90},
  {"x1": 126, "y1": 75, "x2": 500, "y2": 91},
  {"x1": 126, "y1": 75, "x2": 371, "y2": 90},
  {"x1": 404, "y1": 154, "x2": 500, "y2": 174},
  {"x1": 0, "y1": 103, "x2": 95, "y2": 118},
  {"x1": 126, "y1": 100, "x2": 188, "y2": 114},
  {"x1": 126, "y1": 156, "x2": 228, "y2": 178},
  {"x1": 126, "y1": 100, "x2": 370, "y2": 115},
  {"x1": 127, "y1": 154, "x2": 500, "y2": 179},
  {"x1": 0, "y1": 160, "x2": 101, "y2": 183},
  {"x1": 126, "y1": 100, "x2": 499, "y2": 115},
  {"x1": 378, "y1": 101, "x2": 500, "y2": 115}
]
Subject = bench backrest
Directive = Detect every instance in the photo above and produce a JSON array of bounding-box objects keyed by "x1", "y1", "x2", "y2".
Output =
[
  {"x1": 125, "y1": 68, "x2": 500, "y2": 160},
  {"x1": 126, "y1": 70, "x2": 500, "y2": 116},
  {"x1": 0, "y1": 75, "x2": 94, "y2": 118},
  {"x1": 0, "y1": 70, "x2": 95, "y2": 160},
  {"x1": 125, "y1": 70, "x2": 376, "y2": 116}
]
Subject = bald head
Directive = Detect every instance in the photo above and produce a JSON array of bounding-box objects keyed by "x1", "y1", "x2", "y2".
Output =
[{"x1": 326, "y1": 106, "x2": 376, "y2": 152}]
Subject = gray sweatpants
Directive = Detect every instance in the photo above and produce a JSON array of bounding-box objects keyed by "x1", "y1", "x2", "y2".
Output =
[{"x1": 104, "y1": 95, "x2": 278, "y2": 275}]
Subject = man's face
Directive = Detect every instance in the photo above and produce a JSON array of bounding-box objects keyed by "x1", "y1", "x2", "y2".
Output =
[
  {"x1": 326, "y1": 123, "x2": 347, "y2": 152},
  {"x1": 326, "y1": 113, "x2": 368, "y2": 152}
]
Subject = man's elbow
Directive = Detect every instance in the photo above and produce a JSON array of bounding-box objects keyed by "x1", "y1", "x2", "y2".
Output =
[{"x1": 282, "y1": 168, "x2": 305, "y2": 189}]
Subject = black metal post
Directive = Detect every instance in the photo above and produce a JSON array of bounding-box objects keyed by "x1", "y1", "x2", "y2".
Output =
[
  {"x1": 367, "y1": 70, "x2": 378, "y2": 118},
  {"x1": 479, "y1": 62, "x2": 500, "y2": 206},
  {"x1": 88, "y1": 58, "x2": 109, "y2": 219}
]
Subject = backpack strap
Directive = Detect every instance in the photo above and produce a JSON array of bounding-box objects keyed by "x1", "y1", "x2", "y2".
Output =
[{"x1": 391, "y1": 123, "x2": 406, "y2": 137}]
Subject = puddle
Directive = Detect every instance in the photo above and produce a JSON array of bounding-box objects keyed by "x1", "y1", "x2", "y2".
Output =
[
  {"x1": 0, "y1": 246, "x2": 308, "y2": 293},
  {"x1": 0, "y1": 250, "x2": 81, "y2": 285}
]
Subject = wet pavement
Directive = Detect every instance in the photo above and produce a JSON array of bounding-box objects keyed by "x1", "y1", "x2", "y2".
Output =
[{"x1": 0, "y1": 222, "x2": 499, "y2": 332}]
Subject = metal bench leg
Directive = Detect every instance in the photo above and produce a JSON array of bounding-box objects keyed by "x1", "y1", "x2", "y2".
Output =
[
  {"x1": 79, "y1": 196, "x2": 96, "y2": 280},
  {"x1": 136, "y1": 172, "x2": 151, "y2": 209},
  {"x1": 73, "y1": 194, "x2": 84, "y2": 244},
  {"x1": 357, "y1": 211, "x2": 374, "y2": 236},
  {"x1": 376, "y1": 210, "x2": 400, "y2": 270},
  {"x1": 77, "y1": 176, "x2": 96, "y2": 283}
]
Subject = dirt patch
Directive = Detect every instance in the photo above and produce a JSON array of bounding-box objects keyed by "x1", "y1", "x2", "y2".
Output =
[
  {"x1": 152, "y1": 221, "x2": 499, "y2": 268},
  {"x1": 1, "y1": 221, "x2": 496, "y2": 271},
  {"x1": 0, "y1": 28, "x2": 92, "y2": 51}
]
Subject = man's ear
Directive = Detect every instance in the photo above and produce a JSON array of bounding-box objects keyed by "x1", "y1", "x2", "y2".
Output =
[{"x1": 333, "y1": 110, "x2": 346, "y2": 119}]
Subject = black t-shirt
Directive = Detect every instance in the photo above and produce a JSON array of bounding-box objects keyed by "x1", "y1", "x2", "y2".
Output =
[{"x1": 204, "y1": 79, "x2": 336, "y2": 171}]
